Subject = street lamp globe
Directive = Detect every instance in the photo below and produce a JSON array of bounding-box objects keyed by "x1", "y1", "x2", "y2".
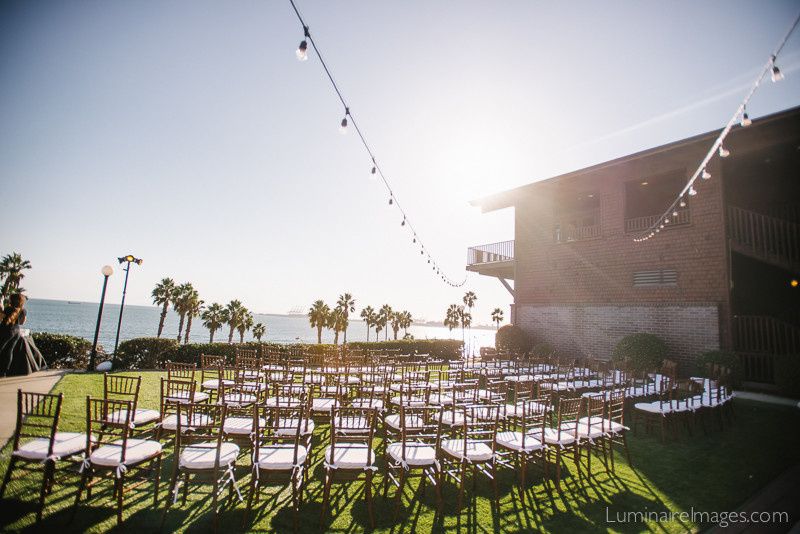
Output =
[{"x1": 101, "y1": 265, "x2": 114, "y2": 277}]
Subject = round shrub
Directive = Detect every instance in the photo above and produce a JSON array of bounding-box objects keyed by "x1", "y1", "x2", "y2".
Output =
[
  {"x1": 495, "y1": 324, "x2": 532, "y2": 353},
  {"x1": 115, "y1": 337, "x2": 179, "y2": 370},
  {"x1": 611, "y1": 333, "x2": 668, "y2": 372},
  {"x1": 531, "y1": 342, "x2": 555, "y2": 357},
  {"x1": 694, "y1": 350, "x2": 742, "y2": 385}
]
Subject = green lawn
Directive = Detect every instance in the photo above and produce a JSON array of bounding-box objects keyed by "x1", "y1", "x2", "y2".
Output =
[{"x1": 0, "y1": 372, "x2": 798, "y2": 533}]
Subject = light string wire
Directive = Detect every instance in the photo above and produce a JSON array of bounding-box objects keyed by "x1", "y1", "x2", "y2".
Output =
[
  {"x1": 634, "y1": 11, "x2": 800, "y2": 242},
  {"x1": 288, "y1": 0, "x2": 467, "y2": 287}
]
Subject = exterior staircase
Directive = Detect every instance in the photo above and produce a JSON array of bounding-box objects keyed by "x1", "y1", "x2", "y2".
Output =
[{"x1": 727, "y1": 205, "x2": 800, "y2": 272}]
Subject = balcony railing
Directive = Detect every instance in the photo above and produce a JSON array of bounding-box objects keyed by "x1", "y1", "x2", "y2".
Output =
[
  {"x1": 467, "y1": 240, "x2": 514, "y2": 266},
  {"x1": 553, "y1": 223, "x2": 601, "y2": 243},
  {"x1": 624, "y1": 207, "x2": 691, "y2": 233}
]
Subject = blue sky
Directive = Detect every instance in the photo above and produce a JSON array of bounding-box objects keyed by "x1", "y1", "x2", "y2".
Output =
[{"x1": 1, "y1": 0, "x2": 799, "y2": 323}]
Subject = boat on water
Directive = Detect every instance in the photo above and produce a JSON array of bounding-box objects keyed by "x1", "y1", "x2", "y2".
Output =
[
  {"x1": 67, "y1": 301, "x2": 81, "y2": 304},
  {"x1": 286, "y1": 306, "x2": 305, "y2": 316}
]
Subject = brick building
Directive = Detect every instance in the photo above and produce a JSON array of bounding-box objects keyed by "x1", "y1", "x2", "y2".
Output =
[{"x1": 468, "y1": 106, "x2": 800, "y2": 378}]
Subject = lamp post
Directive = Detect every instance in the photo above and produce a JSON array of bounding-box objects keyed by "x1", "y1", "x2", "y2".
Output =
[
  {"x1": 112, "y1": 254, "x2": 143, "y2": 367},
  {"x1": 89, "y1": 265, "x2": 114, "y2": 371}
]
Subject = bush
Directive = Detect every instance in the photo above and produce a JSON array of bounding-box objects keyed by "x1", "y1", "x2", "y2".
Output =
[
  {"x1": 531, "y1": 342, "x2": 555, "y2": 357},
  {"x1": 31, "y1": 332, "x2": 91, "y2": 369},
  {"x1": 611, "y1": 333, "x2": 668, "y2": 372},
  {"x1": 774, "y1": 354, "x2": 800, "y2": 399},
  {"x1": 348, "y1": 339, "x2": 463, "y2": 360},
  {"x1": 111, "y1": 337, "x2": 464, "y2": 369},
  {"x1": 115, "y1": 338, "x2": 179, "y2": 370},
  {"x1": 495, "y1": 325, "x2": 532, "y2": 353},
  {"x1": 694, "y1": 350, "x2": 743, "y2": 385}
]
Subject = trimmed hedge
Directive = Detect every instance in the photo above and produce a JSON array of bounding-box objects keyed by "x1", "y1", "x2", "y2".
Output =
[
  {"x1": 695, "y1": 350, "x2": 743, "y2": 386},
  {"x1": 31, "y1": 332, "x2": 91, "y2": 369},
  {"x1": 531, "y1": 342, "x2": 555, "y2": 357},
  {"x1": 495, "y1": 324, "x2": 532, "y2": 353},
  {"x1": 113, "y1": 337, "x2": 464, "y2": 369},
  {"x1": 611, "y1": 333, "x2": 668, "y2": 372}
]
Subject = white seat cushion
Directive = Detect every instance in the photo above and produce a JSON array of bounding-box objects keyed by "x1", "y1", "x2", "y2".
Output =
[
  {"x1": 573, "y1": 421, "x2": 606, "y2": 439},
  {"x1": 543, "y1": 428, "x2": 577, "y2": 446},
  {"x1": 428, "y1": 393, "x2": 453, "y2": 405},
  {"x1": 223, "y1": 417, "x2": 265, "y2": 435},
  {"x1": 201, "y1": 379, "x2": 234, "y2": 390},
  {"x1": 166, "y1": 391, "x2": 210, "y2": 403},
  {"x1": 440, "y1": 411, "x2": 467, "y2": 426},
  {"x1": 386, "y1": 442, "x2": 437, "y2": 467},
  {"x1": 180, "y1": 441, "x2": 240, "y2": 469},
  {"x1": 350, "y1": 398, "x2": 384, "y2": 410},
  {"x1": 109, "y1": 408, "x2": 161, "y2": 427},
  {"x1": 263, "y1": 396, "x2": 303, "y2": 408},
  {"x1": 384, "y1": 414, "x2": 425, "y2": 431},
  {"x1": 311, "y1": 398, "x2": 338, "y2": 413},
  {"x1": 90, "y1": 438, "x2": 162, "y2": 467},
  {"x1": 256, "y1": 444, "x2": 308, "y2": 471},
  {"x1": 634, "y1": 401, "x2": 672, "y2": 414},
  {"x1": 218, "y1": 393, "x2": 257, "y2": 406},
  {"x1": 274, "y1": 418, "x2": 316, "y2": 436},
  {"x1": 324, "y1": 443, "x2": 375, "y2": 470},
  {"x1": 441, "y1": 439, "x2": 493, "y2": 462},
  {"x1": 496, "y1": 431, "x2": 544, "y2": 452},
  {"x1": 14, "y1": 432, "x2": 92, "y2": 461},
  {"x1": 160, "y1": 413, "x2": 212, "y2": 432}
]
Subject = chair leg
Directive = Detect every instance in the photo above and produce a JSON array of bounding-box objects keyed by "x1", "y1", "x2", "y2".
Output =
[
  {"x1": 211, "y1": 471, "x2": 220, "y2": 532},
  {"x1": 433, "y1": 466, "x2": 443, "y2": 513},
  {"x1": 393, "y1": 467, "x2": 406, "y2": 517},
  {"x1": 36, "y1": 460, "x2": 55, "y2": 523},
  {"x1": 153, "y1": 455, "x2": 162, "y2": 508},
  {"x1": 243, "y1": 472, "x2": 256, "y2": 529},
  {"x1": 291, "y1": 472, "x2": 300, "y2": 532},
  {"x1": 182, "y1": 472, "x2": 189, "y2": 506},
  {"x1": 0, "y1": 456, "x2": 17, "y2": 499},
  {"x1": 70, "y1": 467, "x2": 91, "y2": 523},
  {"x1": 518, "y1": 454, "x2": 526, "y2": 501},
  {"x1": 456, "y1": 461, "x2": 467, "y2": 511},
  {"x1": 554, "y1": 448, "x2": 562, "y2": 491},
  {"x1": 116, "y1": 474, "x2": 124, "y2": 525},
  {"x1": 365, "y1": 470, "x2": 375, "y2": 529},
  {"x1": 320, "y1": 469, "x2": 332, "y2": 527}
]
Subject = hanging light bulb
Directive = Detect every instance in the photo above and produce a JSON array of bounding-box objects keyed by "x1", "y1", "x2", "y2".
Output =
[
  {"x1": 420, "y1": 250, "x2": 424, "y2": 255},
  {"x1": 388, "y1": 197, "x2": 393, "y2": 205},
  {"x1": 701, "y1": 168, "x2": 711, "y2": 180},
  {"x1": 771, "y1": 56, "x2": 784, "y2": 82},
  {"x1": 427, "y1": 259, "x2": 430, "y2": 264},
  {"x1": 412, "y1": 237, "x2": 416, "y2": 243},
  {"x1": 401, "y1": 217, "x2": 406, "y2": 226},
  {"x1": 665, "y1": 218, "x2": 670, "y2": 224},
  {"x1": 673, "y1": 210, "x2": 679, "y2": 217},
  {"x1": 339, "y1": 116, "x2": 348, "y2": 134},
  {"x1": 688, "y1": 186, "x2": 697, "y2": 196},
  {"x1": 296, "y1": 26, "x2": 310, "y2": 61},
  {"x1": 680, "y1": 199, "x2": 687, "y2": 208},
  {"x1": 370, "y1": 166, "x2": 377, "y2": 179},
  {"x1": 718, "y1": 145, "x2": 730, "y2": 158},
  {"x1": 660, "y1": 223, "x2": 665, "y2": 229},
  {"x1": 740, "y1": 109, "x2": 752, "y2": 127}
]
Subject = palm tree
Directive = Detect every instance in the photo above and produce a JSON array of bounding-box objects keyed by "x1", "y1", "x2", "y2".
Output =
[
  {"x1": 201, "y1": 302, "x2": 225, "y2": 343},
  {"x1": 225, "y1": 300, "x2": 245, "y2": 343},
  {"x1": 183, "y1": 293, "x2": 203, "y2": 344},
  {"x1": 0, "y1": 252, "x2": 32, "y2": 306},
  {"x1": 237, "y1": 311, "x2": 254, "y2": 343},
  {"x1": 360, "y1": 306, "x2": 376, "y2": 341},
  {"x1": 444, "y1": 304, "x2": 461, "y2": 332},
  {"x1": 327, "y1": 307, "x2": 348, "y2": 345},
  {"x1": 374, "y1": 321, "x2": 383, "y2": 341},
  {"x1": 398, "y1": 311, "x2": 413, "y2": 336},
  {"x1": 252, "y1": 323, "x2": 266, "y2": 342},
  {"x1": 378, "y1": 304, "x2": 393, "y2": 341},
  {"x1": 308, "y1": 300, "x2": 330, "y2": 344},
  {"x1": 462, "y1": 291, "x2": 477, "y2": 313},
  {"x1": 336, "y1": 293, "x2": 356, "y2": 344},
  {"x1": 151, "y1": 278, "x2": 176, "y2": 338},
  {"x1": 460, "y1": 308, "x2": 472, "y2": 343},
  {"x1": 172, "y1": 283, "x2": 194, "y2": 343},
  {"x1": 491, "y1": 308, "x2": 504, "y2": 329}
]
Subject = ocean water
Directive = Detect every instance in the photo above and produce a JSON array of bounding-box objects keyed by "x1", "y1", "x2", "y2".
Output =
[{"x1": 25, "y1": 299, "x2": 496, "y2": 353}]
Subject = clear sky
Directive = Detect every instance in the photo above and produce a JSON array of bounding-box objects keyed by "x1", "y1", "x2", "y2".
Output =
[{"x1": 1, "y1": 0, "x2": 799, "y2": 324}]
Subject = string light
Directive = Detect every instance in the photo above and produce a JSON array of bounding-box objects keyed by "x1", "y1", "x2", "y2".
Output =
[
  {"x1": 287, "y1": 0, "x2": 467, "y2": 287},
  {"x1": 633, "y1": 11, "x2": 799, "y2": 243},
  {"x1": 771, "y1": 55, "x2": 784, "y2": 82}
]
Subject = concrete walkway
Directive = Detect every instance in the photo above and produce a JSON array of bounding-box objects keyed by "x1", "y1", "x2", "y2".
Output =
[{"x1": 0, "y1": 370, "x2": 69, "y2": 448}]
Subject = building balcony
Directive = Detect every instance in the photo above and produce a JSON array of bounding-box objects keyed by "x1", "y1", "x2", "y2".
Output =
[{"x1": 466, "y1": 240, "x2": 514, "y2": 279}]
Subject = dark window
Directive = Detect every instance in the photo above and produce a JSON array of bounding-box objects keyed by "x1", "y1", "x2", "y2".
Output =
[
  {"x1": 624, "y1": 171, "x2": 690, "y2": 233},
  {"x1": 553, "y1": 192, "x2": 601, "y2": 243}
]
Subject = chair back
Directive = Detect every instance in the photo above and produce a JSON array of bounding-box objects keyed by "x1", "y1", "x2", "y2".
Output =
[
  {"x1": 103, "y1": 373, "x2": 142, "y2": 412},
  {"x1": 12, "y1": 390, "x2": 63, "y2": 456},
  {"x1": 166, "y1": 362, "x2": 196, "y2": 382},
  {"x1": 553, "y1": 397, "x2": 582, "y2": 442},
  {"x1": 518, "y1": 397, "x2": 548, "y2": 450},
  {"x1": 86, "y1": 397, "x2": 134, "y2": 461},
  {"x1": 174, "y1": 402, "x2": 228, "y2": 467}
]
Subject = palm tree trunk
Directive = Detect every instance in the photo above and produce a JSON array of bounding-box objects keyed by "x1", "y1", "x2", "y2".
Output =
[
  {"x1": 228, "y1": 325, "x2": 235, "y2": 344},
  {"x1": 209, "y1": 328, "x2": 215, "y2": 343},
  {"x1": 157, "y1": 302, "x2": 169, "y2": 337},
  {"x1": 184, "y1": 315, "x2": 193, "y2": 344},
  {"x1": 343, "y1": 327, "x2": 347, "y2": 344},
  {"x1": 334, "y1": 331, "x2": 339, "y2": 345},
  {"x1": 239, "y1": 331, "x2": 244, "y2": 343},
  {"x1": 177, "y1": 314, "x2": 186, "y2": 342},
  {"x1": 317, "y1": 326, "x2": 322, "y2": 344}
]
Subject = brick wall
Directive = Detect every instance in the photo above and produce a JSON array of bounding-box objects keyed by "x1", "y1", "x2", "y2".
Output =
[{"x1": 516, "y1": 303, "x2": 720, "y2": 371}]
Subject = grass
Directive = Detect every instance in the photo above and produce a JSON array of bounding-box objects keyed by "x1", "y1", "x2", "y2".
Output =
[{"x1": 0, "y1": 371, "x2": 798, "y2": 533}]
